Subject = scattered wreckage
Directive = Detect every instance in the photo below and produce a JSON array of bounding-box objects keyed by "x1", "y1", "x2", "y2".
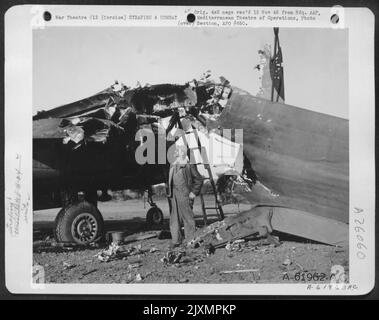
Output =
[
  {"x1": 94, "y1": 205, "x2": 281, "y2": 271},
  {"x1": 188, "y1": 205, "x2": 281, "y2": 251},
  {"x1": 34, "y1": 69, "x2": 349, "y2": 247}
]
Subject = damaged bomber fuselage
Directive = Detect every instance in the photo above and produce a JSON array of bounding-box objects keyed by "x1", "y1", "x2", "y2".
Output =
[
  {"x1": 33, "y1": 76, "x2": 233, "y2": 210},
  {"x1": 33, "y1": 74, "x2": 349, "y2": 245}
]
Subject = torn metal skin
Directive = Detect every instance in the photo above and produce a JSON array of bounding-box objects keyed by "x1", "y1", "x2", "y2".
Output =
[{"x1": 188, "y1": 205, "x2": 280, "y2": 251}]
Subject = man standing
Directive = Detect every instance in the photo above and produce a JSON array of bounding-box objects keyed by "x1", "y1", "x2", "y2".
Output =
[{"x1": 167, "y1": 145, "x2": 203, "y2": 248}]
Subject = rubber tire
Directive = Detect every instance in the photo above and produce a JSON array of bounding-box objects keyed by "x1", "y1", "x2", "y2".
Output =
[
  {"x1": 146, "y1": 207, "x2": 164, "y2": 226},
  {"x1": 54, "y1": 201, "x2": 104, "y2": 245}
]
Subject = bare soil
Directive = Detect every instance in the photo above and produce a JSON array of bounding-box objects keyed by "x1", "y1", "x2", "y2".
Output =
[{"x1": 33, "y1": 198, "x2": 348, "y2": 284}]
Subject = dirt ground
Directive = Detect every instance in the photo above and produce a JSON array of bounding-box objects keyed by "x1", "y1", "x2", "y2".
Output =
[{"x1": 33, "y1": 198, "x2": 348, "y2": 284}]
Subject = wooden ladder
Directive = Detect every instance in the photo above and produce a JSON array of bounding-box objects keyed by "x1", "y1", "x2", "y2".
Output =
[{"x1": 178, "y1": 120, "x2": 225, "y2": 226}]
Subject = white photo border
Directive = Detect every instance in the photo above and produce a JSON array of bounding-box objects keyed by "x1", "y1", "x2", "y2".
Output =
[{"x1": 4, "y1": 5, "x2": 375, "y2": 295}]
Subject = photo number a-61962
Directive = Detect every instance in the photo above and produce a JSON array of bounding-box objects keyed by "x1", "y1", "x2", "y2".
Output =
[{"x1": 282, "y1": 272, "x2": 330, "y2": 282}]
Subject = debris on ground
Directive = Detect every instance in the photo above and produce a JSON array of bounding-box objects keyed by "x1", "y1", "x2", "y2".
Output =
[
  {"x1": 225, "y1": 239, "x2": 245, "y2": 252},
  {"x1": 34, "y1": 223, "x2": 349, "y2": 283},
  {"x1": 204, "y1": 244, "x2": 216, "y2": 256},
  {"x1": 81, "y1": 269, "x2": 97, "y2": 277},
  {"x1": 220, "y1": 269, "x2": 259, "y2": 274},
  {"x1": 282, "y1": 258, "x2": 292, "y2": 267},
  {"x1": 128, "y1": 262, "x2": 142, "y2": 270},
  {"x1": 160, "y1": 250, "x2": 185, "y2": 265},
  {"x1": 188, "y1": 205, "x2": 280, "y2": 252},
  {"x1": 63, "y1": 262, "x2": 76, "y2": 270},
  {"x1": 95, "y1": 241, "x2": 151, "y2": 263},
  {"x1": 149, "y1": 247, "x2": 159, "y2": 253},
  {"x1": 96, "y1": 242, "x2": 121, "y2": 262},
  {"x1": 124, "y1": 244, "x2": 144, "y2": 257}
]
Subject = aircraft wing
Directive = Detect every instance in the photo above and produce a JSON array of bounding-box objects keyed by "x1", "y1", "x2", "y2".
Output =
[
  {"x1": 33, "y1": 87, "x2": 116, "y2": 120},
  {"x1": 214, "y1": 87, "x2": 349, "y2": 245}
]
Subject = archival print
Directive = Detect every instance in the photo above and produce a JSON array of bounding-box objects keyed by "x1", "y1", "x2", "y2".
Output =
[{"x1": 4, "y1": 6, "x2": 375, "y2": 295}]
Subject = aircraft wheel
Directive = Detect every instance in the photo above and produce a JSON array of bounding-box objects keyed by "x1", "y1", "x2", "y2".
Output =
[
  {"x1": 54, "y1": 201, "x2": 104, "y2": 245},
  {"x1": 146, "y1": 207, "x2": 164, "y2": 226}
]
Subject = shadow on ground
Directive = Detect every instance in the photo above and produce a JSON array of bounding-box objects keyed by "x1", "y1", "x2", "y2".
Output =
[{"x1": 33, "y1": 215, "x2": 223, "y2": 247}]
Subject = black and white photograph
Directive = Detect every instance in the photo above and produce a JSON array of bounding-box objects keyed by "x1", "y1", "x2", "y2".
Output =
[{"x1": 3, "y1": 5, "x2": 375, "y2": 295}]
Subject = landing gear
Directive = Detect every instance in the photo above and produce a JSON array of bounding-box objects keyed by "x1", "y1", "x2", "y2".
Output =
[
  {"x1": 98, "y1": 189, "x2": 112, "y2": 202},
  {"x1": 146, "y1": 206, "x2": 164, "y2": 225},
  {"x1": 145, "y1": 187, "x2": 164, "y2": 226},
  {"x1": 54, "y1": 190, "x2": 105, "y2": 245}
]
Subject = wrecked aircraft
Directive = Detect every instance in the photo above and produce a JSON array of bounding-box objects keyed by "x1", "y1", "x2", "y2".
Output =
[
  {"x1": 33, "y1": 74, "x2": 237, "y2": 244},
  {"x1": 33, "y1": 72, "x2": 349, "y2": 246}
]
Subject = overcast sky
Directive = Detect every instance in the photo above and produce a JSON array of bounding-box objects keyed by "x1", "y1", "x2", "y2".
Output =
[{"x1": 33, "y1": 27, "x2": 348, "y2": 118}]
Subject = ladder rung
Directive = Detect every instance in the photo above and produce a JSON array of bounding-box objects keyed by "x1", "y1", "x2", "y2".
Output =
[{"x1": 189, "y1": 146, "x2": 207, "y2": 151}]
